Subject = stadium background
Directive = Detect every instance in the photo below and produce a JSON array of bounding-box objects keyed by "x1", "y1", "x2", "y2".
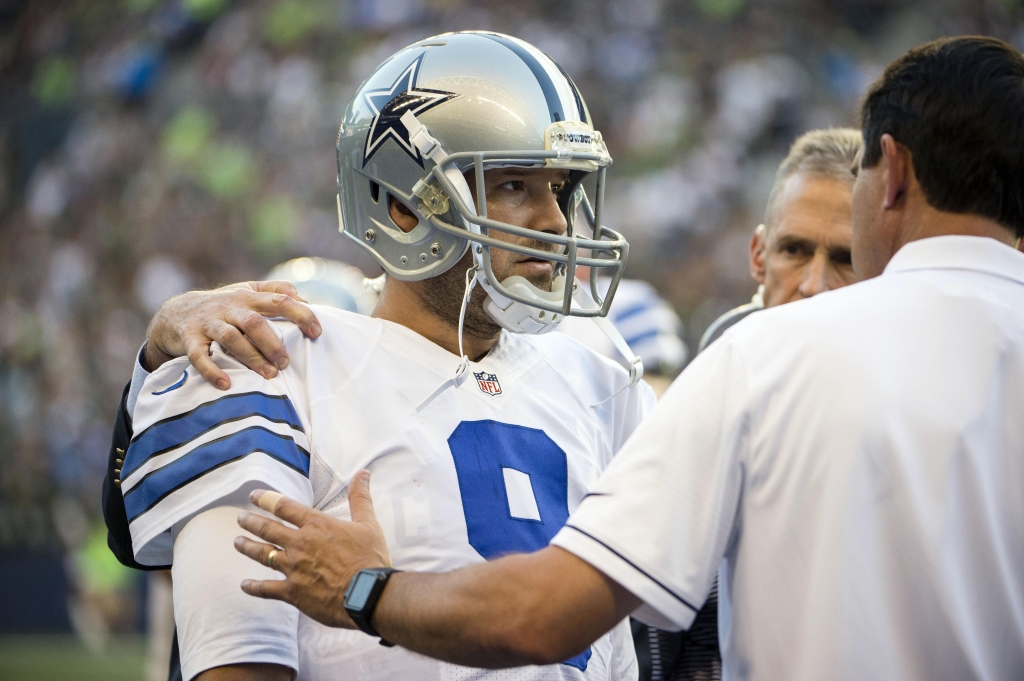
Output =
[{"x1": 0, "y1": 0, "x2": 1020, "y2": 678}]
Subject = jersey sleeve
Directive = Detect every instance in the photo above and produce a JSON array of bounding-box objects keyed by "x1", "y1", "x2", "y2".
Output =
[
  {"x1": 550, "y1": 336, "x2": 750, "y2": 630},
  {"x1": 121, "y1": 338, "x2": 314, "y2": 567},
  {"x1": 173, "y1": 505, "x2": 299, "y2": 680}
]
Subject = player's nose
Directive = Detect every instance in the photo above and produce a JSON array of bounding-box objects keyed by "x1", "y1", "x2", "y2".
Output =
[
  {"x1": 529, "y1": 187, "x2": 568, "y2": 237},
  {"x1": 799, "y1": 252, "x2": 830, "y2": 298}
]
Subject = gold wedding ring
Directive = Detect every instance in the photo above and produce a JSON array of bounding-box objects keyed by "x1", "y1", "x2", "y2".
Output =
[{"x1": 267, "y1": 548, "x2": 280, "y2": 568}]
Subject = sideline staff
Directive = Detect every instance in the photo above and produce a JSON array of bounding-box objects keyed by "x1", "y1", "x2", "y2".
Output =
[
  {"x1": 699, "y1": 128, "x2": 860, "y2": 351},
  {"x1": 235, "y1": 36, "x2": 1024, "y2": 681}
]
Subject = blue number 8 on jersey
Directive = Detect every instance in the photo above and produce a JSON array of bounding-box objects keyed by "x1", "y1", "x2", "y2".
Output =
[{"x1": 448, "y1": 420, "x2": 591, "y2": 672}]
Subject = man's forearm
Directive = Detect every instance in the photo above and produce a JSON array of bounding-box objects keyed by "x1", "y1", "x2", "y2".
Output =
[
  {"x1": 235, "y1": 488, "x2": 642, "y2": 669},
  {"x1": 371, "y1": 546, "x2": 639, "y2": 668}
]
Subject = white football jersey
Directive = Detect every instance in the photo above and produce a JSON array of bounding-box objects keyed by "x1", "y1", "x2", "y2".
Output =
[{"x1": 122, "y1": 306, "x2": 654, "y2": 681}]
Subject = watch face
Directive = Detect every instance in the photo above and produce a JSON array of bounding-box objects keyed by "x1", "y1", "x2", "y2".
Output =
[{"x1": 348, "y1": 572, "x2": 377, "y2": 609}]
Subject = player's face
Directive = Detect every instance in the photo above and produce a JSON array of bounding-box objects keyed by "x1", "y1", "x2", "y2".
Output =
[
  {"x1": 466, "y1": 167, "x2": 570, "y2": 292},
  {"x1": 385, "y1": 167, "x2": 571, "y2": 339},
  {"x1": 750, "y1": 173, "x2": 856, "y2": 308}
]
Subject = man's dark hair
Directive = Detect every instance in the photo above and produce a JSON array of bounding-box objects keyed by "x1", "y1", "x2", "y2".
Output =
[{"x1": 861, "y1": 36, "x2": 1024, "y2": 238}]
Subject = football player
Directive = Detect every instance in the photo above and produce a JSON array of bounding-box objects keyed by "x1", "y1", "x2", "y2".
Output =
[{"x1": 111, "y1": 32, "x2": 654, "y2": 681}]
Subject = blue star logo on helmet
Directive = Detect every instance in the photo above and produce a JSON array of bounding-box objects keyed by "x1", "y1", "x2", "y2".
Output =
[{"x1": 362, "y1": 53, "x2": 459, "y2": 167}]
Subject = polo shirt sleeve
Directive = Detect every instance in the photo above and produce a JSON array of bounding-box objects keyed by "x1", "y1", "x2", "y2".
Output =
[{"x1": 550, "y1": 336, "x2": 750, "y2": 631}]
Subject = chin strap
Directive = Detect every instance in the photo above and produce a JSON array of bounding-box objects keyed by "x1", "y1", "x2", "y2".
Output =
[
  {"x1": 573, "y1": 285, "x2": 644, "y2": 388},
  {"x1": 478, "y1": 275, "x2": 565, "y2": 335},
  {"x1": 415, "y1": 265, "x2": 478, "y2": 413}
]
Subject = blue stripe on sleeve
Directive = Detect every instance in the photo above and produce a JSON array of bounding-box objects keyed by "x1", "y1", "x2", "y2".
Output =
[
  {"x1": 612, "y1": 301, "x2": 653, "y2": 324},
  {"x1": 123, "y1": 392, "x2": 303, "y2": 479},
  {"x1": 623, "y1": 328, "x2": 663, "y2": 348},
  {"x1": 124, "y1": 426, "x2": 310, "y2": 523}
]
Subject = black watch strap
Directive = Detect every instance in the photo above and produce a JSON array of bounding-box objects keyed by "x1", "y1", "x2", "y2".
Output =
[{"x1": 344, "y1": 568, "x2": 400, "y2": 646}]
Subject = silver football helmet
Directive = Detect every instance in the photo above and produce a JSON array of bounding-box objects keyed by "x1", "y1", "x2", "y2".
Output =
[{"x1": 335, "y1": 31, "x2": 630, "y2": 337}]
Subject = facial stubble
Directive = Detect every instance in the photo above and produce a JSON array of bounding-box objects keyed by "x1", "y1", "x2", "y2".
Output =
[{"x1": 418, "y1": 241, "x2": 557, "y2": 341}]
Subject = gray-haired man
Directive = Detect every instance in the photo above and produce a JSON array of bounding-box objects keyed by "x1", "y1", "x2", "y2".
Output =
[{"x1": 699, "y1": 128, "x2": 861, "y2": 351}]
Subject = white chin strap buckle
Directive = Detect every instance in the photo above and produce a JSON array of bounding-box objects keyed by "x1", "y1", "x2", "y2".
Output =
[
  {"x1": 479, "y1": 274, "x2": 565, "y2": 335},
  {"x1": 485, "y1": 275, "x2": 644, "y2": 387}
]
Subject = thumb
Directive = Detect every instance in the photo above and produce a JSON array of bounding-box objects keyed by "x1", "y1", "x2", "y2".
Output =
[{"x1": 348, "y1": 470, "x2": 378, "y2": 524}]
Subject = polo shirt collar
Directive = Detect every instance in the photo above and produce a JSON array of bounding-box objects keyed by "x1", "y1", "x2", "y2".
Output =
[{"x1": 884, "y1": 234, "x2": 1024, "y2": 285}]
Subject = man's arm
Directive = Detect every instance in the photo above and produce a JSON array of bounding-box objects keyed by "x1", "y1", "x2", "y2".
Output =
[
  {"x1": 374, "y1": 548, "x2": 639, "y2": 668},
  {"x1": 103, "y1": 280, "x2": 319, "y2": 569},
  {"x1": 103, "y1": 381, "x2": 159, "y2": 569},
  {"x1": 144, "y1": 280, "x2": 322, "y2": 389},
  {"x1": 233, "y1": 479, "x2": 641, "y2": 668}
]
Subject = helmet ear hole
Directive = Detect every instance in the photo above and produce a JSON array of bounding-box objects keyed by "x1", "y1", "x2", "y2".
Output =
[
  {"x1": 369, "y1": 181, "x2": 380, "y2": 203},
  {"x1": 387, "y1": 193, "x2": 420, "y2": 233}
]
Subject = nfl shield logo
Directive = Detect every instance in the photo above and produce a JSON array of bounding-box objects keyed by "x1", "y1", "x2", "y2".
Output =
[{"x1": 474, "y1": 371, "x2": 502, "y2": 396}]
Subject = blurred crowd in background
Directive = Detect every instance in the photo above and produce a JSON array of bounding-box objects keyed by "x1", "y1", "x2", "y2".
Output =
[{"x1": 0, "y1": 0, "x2": 1021, "y2": 641}]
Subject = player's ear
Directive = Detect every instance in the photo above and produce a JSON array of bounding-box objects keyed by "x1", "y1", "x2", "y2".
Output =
[
  {"x1": 750, "y1": 224, "x2": 767, "y2": 284},
  {"x1": 388, "y1": 194, "x2": 419, "y2": 233}
]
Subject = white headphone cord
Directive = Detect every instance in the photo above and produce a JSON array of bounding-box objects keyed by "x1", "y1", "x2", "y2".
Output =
[{"x1": 415, "y1": 264, "x2": 478, "y2": 412}]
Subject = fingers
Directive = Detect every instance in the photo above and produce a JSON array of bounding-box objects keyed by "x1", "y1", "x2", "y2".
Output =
[
  {"x1": 348, "y1": 470, "x2": 378, "y2": 524},
  {"x1": 255, "y1": 491, "x2": 285, "y2": 515},
  {"x1": 261, "y1": 493, "x2": 316, "y2": 527},
  {"x1": 237, "y1": 510, "x2": 299, "y2": 547},
  {"x1": 245, "y1": 290, "x2": 322, "y2": 340},
  {"x1": 220, "y1": 309, "x2": 289, "y2": 373},
  {"x1": 184, "y1": 337, "x2": 230, "y2": 390},
  {"x1": 144, "y1": 282, "x2": 322, "y2": 394},
  {"x1": 249, "y1": 489, "x2": 313, "y2": 527},
  {"x1": 256, "y1": 280, "x2": 308, "y2": 304},
  {"x1": 240, "y1": 578, "x2": 292, "y2": 602},
  {"x1": 233, "y1": 535, "x2": 285, "y2": 569}
]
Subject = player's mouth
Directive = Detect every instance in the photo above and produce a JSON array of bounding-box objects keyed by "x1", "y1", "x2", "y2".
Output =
[{"x1": 514, "y1": 256, "x2": 555, "y2": 280}]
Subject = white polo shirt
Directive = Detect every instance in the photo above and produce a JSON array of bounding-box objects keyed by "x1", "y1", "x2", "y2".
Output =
[{"x1": 553, "y1": 235, "x2": 1024, "y2": 681}]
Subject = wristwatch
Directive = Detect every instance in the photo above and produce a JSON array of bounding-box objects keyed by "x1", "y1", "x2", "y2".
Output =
[{"x1": 344, "y1": 567, "x2": 400, "y2": 646}]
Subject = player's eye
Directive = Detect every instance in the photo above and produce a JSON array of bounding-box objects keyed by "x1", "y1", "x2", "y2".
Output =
[
  {"x1": 550, "y1": 182, "x2": 566, "y2": 195},
  {"x1": 497, "y1": 181, "x2": 523, "y2": 192}
]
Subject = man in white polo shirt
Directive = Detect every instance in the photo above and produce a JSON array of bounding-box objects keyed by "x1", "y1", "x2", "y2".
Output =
[{"x1": 233, "y1": 36, "x2": 1024, "y2": 681}]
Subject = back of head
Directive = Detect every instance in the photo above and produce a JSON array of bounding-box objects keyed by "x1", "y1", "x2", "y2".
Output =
[
  {"x1": 764, "y1": 127, "x2": 862, "y2": 228},
  {"x1": 860, "y1": 36, "x2": 1024, "y2": 239}
]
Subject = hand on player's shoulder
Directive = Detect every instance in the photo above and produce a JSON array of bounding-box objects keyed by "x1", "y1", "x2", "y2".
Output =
[{"x1": 146, "y1": 280, "x2": 322, "y2": 390}]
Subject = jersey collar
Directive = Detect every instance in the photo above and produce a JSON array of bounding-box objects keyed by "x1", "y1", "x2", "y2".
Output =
[{"x1": 884, "y1": 234, "x2": 1024, "y2": 286}]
